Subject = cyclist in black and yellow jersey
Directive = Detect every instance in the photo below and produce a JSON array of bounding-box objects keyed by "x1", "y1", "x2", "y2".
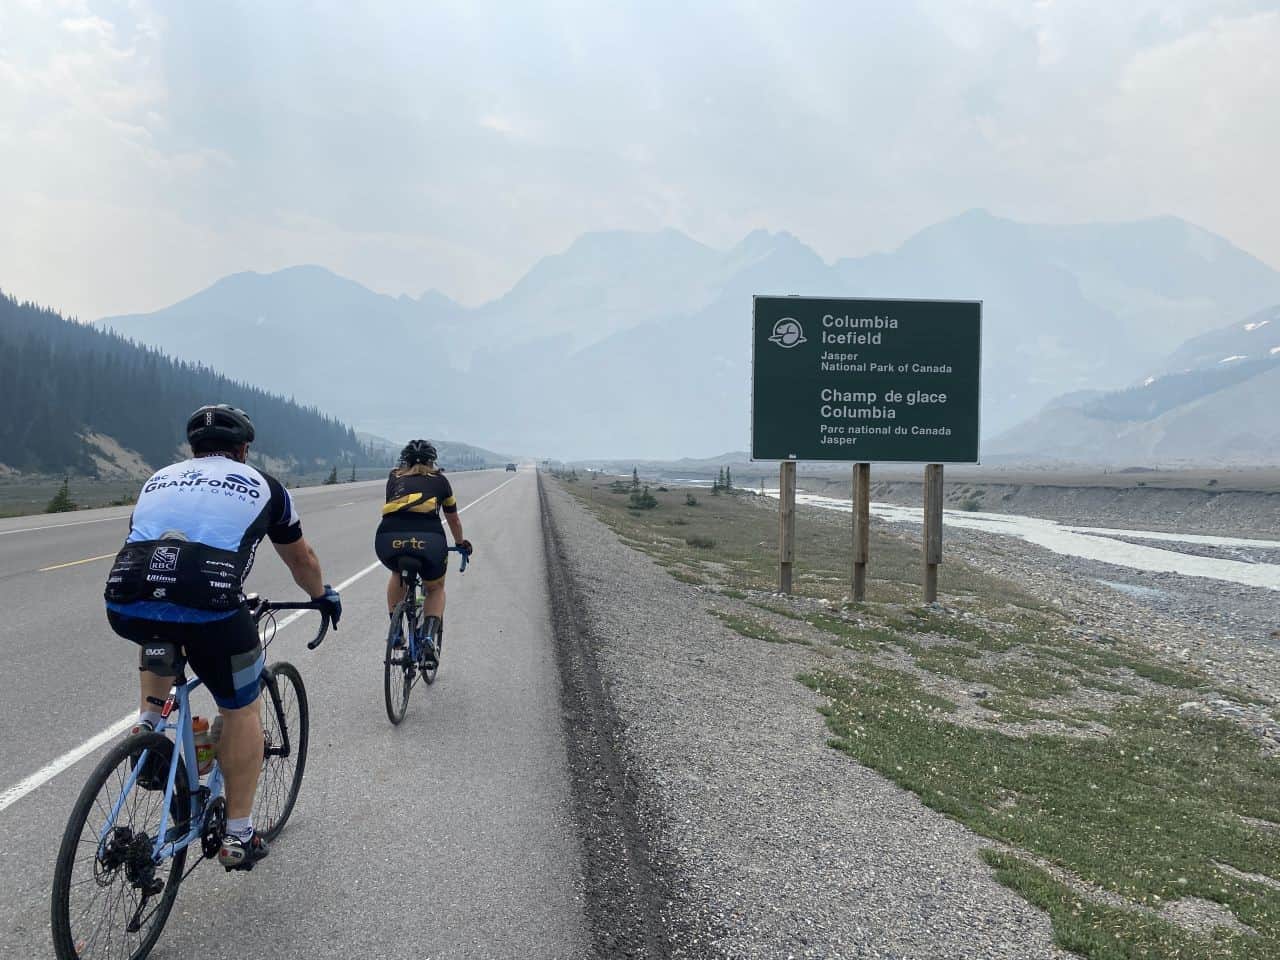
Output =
[{"x1": 374, "y1": 440, "x2": 472, "y2": 665}]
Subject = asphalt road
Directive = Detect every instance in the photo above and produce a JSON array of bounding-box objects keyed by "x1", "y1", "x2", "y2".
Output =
[{"x1": 0, "y1": 468, "x2": 589, "y2": 959}]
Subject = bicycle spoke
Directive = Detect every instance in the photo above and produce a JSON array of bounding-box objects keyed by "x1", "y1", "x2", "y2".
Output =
[
  {"x1": 55, "y1": 734, "x2": 188, "y2": 960},
  {"x1": 252, "y1": 662, "x2": 308, "y2": 841}
]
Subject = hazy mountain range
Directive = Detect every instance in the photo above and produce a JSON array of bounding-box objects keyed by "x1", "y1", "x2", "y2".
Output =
[
  {"x1": 990, "y1": 304, "x2": 1280, "y2": 462},
  {"x1": 103, "y1": 211, "x2": 1280, "y2": 461}
]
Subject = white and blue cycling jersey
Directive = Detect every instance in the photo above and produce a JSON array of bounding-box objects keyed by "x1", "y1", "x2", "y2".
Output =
[{"x1": 105, "y1": 455, "x2": 302, "y2": 623}]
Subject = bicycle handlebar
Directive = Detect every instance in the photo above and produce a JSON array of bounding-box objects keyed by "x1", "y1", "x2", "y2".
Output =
[
  {"x1": 248, "y1": 597, "x2": 332, "y2": 649},
  {"x1": 449, "y1": 544, "x2": 471, "y2": 573}
]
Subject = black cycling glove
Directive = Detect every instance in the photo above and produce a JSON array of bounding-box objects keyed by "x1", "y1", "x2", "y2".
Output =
[
  {"x1": 457, "y1": 539, "x2": 474, "y2": 556},
  {"x1": 314, "y1": 584, "x2": 342, "y2": 628}
]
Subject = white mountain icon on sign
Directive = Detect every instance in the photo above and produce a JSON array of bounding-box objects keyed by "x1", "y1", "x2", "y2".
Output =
[{"x1": 769, "y1": 318, "x2": 807, "y2": 348}]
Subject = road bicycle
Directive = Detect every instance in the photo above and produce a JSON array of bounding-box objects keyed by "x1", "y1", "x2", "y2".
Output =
[
  {"x1": 50, "y1": 596, "x2": 332, "y2": 960},
  {"x1": 384, "y1": 545, "x2": 470, "y2": 724}
]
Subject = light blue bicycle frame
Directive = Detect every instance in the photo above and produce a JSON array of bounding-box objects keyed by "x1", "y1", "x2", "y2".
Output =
[{"x1": 99, "y1": 672, "x2": 221, "y2": 863}]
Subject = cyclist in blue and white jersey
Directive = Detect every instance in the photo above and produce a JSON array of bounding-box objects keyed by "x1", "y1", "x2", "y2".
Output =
[{"x1": 104, "y1": 404, "x2": 342, "y2": 871}]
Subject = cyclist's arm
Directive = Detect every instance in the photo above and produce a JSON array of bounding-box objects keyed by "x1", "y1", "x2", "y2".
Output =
[
  {"x1": 440, "y1": 478, "x2": 463, "y2": 545},
  {"x1": 273, "y1": 537, "x2": 325, "y2": 598},
  {"x1": 262, "y1": 474, "x2": 324, "y2": 596},
  {"x1": 445, "y1": 511, "x2": 464, "y2": 545}
]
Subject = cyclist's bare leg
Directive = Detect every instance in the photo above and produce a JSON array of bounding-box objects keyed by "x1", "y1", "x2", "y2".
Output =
[
  {"x1": 423, "y1": 578, "x2": 445, "y2": 620},
  {"x1": 218, "y1": 698, "x2": 264, "y2": 819},
  {"x1": 385, "y1": 571, "x2": 408, "y2": 614},
  {"x1": 138, "y1": 671, "x2": 170, "y2": 718}
]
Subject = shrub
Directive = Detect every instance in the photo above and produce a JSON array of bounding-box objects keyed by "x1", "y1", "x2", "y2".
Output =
[
  {"x1": 959, "y1": 497, "x2": 981, "y2": 512},
  {"x1": 686, "y1": 535, "x2": 716, "y2": 549},
  {"x1": 628, "y1": 485, "x2": 658, "y2": 510},
  {"x1": 46, "y1": 477, "x2": 77, "y2": 513},
  {"x1": 685, "y1": 493, "x2": 699, "y2": 507}
]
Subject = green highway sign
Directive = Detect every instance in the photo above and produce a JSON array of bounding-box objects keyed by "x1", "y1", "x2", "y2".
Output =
[{"x1": 752, "y1": 296, "x2": 981, "y2": 462}]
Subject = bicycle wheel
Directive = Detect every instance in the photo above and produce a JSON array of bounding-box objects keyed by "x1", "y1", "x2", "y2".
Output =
[
  {"x1": 253, "y1": 662, "x2": 309, "y2": 841},
  {"x1": 51, "y1": 733, "x2": 189, "y2": 960},
  {"x1": 384, "y1": 601, "x2": 413, "y2": 724}
]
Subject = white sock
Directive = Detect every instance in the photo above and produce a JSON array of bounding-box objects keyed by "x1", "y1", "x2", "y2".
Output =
[
  {"x1": 138, "y1": 711, "x2": 163, "y2": 729},
  {"x1": 226, "y1": 817, "x2": 254, "y2": 841}
]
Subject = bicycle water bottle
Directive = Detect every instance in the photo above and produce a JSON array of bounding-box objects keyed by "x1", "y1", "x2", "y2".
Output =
[{"x1": 194, "y1": 716, "x2": 215, "y2": 776}]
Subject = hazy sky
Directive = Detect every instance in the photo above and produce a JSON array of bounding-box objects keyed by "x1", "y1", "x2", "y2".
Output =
[{"x1": 4, "y1": 0, "x2": 1279, "y2": 321}]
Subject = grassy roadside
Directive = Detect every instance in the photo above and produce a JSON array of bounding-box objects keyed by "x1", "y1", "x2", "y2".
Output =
[{"x1": 556, "y1": 473, "x2": 1280, "y2": 958}]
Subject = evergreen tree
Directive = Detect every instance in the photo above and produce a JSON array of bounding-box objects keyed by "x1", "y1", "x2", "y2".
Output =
[
  {"x1": 725, "y1": 466, "x2": 733, "y2": 490},
  {"x1": 45, "y1": 476, "x2": 77, "y2": 513},
  {"x1": 349, "y1": 463, "x2": 356, "y2": 482},
  {"x1": 0, "y1": 291, "x2": 371, "y2": 475},
  {"x1": 632, "y1": 467, "x2": 640, "y2": 488},
  {"x1": 324, "y1": 466, "x2": 339, "y2": 485},
  {"x1": 628, "y1": 484, "x2": 657, "y2": 510}
]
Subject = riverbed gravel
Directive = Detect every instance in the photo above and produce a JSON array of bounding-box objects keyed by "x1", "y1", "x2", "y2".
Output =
[
  {"x1": 542, "y1": 477, "x2": 1072, "y2": 959},
  {"x1": 786, "y1": 493, "x2": 1280, "y2": 753}
]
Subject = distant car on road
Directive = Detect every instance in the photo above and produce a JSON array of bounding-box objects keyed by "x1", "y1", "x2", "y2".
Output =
[{"x1": 506, "y1": 463, "x2": 518, "y2": 472}]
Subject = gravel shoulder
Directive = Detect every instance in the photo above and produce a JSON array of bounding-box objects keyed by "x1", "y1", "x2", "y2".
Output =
[{"x1": 540, "y1": 474, "x2": 1072, "y2": 959}]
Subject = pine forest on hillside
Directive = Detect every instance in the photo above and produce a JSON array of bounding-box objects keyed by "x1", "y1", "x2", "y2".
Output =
[{"x1": 1, "y1": 291, "x2": 369, "y2": 475}]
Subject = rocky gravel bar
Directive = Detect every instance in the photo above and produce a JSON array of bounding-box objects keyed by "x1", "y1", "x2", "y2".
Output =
[{"x1": 540, "y1": 474, "x2": 1073, "y2": 959}]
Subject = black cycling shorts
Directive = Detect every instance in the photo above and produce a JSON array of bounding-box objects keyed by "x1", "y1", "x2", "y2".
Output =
[
  {"x1": 107, "y1": 607, "x2": 264, "y2": 710},
  {"x1": 374, "y1": 530, "x2": 448, "y2": 583}
]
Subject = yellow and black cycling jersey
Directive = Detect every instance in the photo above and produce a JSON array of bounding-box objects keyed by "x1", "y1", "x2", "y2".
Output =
[{"x1": 379, "y1": 465, "x2": 457, "y2": 535}]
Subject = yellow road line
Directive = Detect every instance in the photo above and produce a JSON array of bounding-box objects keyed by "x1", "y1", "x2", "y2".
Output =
[{"x1": 39, "y1": 552, "x2": 116, "y2": 572}]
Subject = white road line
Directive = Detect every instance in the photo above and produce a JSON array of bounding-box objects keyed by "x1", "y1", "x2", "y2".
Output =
[
  {"x1": 0, "y1": 715, "x2": 136, "y2": 813},
  {"x1": 0, "y1": 473, "x2": 519, "y2": 814},
  {"x1": 0, "y1": 515, "x2": 127, "y2": 537}
]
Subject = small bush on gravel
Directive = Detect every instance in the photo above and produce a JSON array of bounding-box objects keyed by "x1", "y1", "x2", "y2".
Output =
[
  {"x1": 685, "y1": 535, "x2": 716, "y2": 549},
  {"x1": 711, "y1": 610, "x2": 802, "y2": 645}
]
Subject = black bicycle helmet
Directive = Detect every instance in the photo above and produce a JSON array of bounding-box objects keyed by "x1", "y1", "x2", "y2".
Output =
[
  {"x1": 399, "y1": 439, "x2": 437, "y2": 466},
  {"x1": 186, "y1": 404, "x2": 255, "y2": 449}
]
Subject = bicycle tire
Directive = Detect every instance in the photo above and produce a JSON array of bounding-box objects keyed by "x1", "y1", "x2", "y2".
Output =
[
  {"x1": 384, "y1": 601, "x2": 413, "y2": 724},
  {"x1": 51, "y1": 733, "x2": 189, "y2": 960},
  {"x1": 253, "y1": 662, "x2": 309, "y2": 841}
]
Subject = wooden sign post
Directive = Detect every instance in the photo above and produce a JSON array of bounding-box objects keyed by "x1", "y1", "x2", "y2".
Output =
[
  {"x1": 779, "y1": 460, "x2": 797, "y2": 593},
  {"x1": 851, "y1": 462, "x2": 870, "y2": 601},
  {"x1": 923, "y1": 463, "x2": 944, "y2": 602}
]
